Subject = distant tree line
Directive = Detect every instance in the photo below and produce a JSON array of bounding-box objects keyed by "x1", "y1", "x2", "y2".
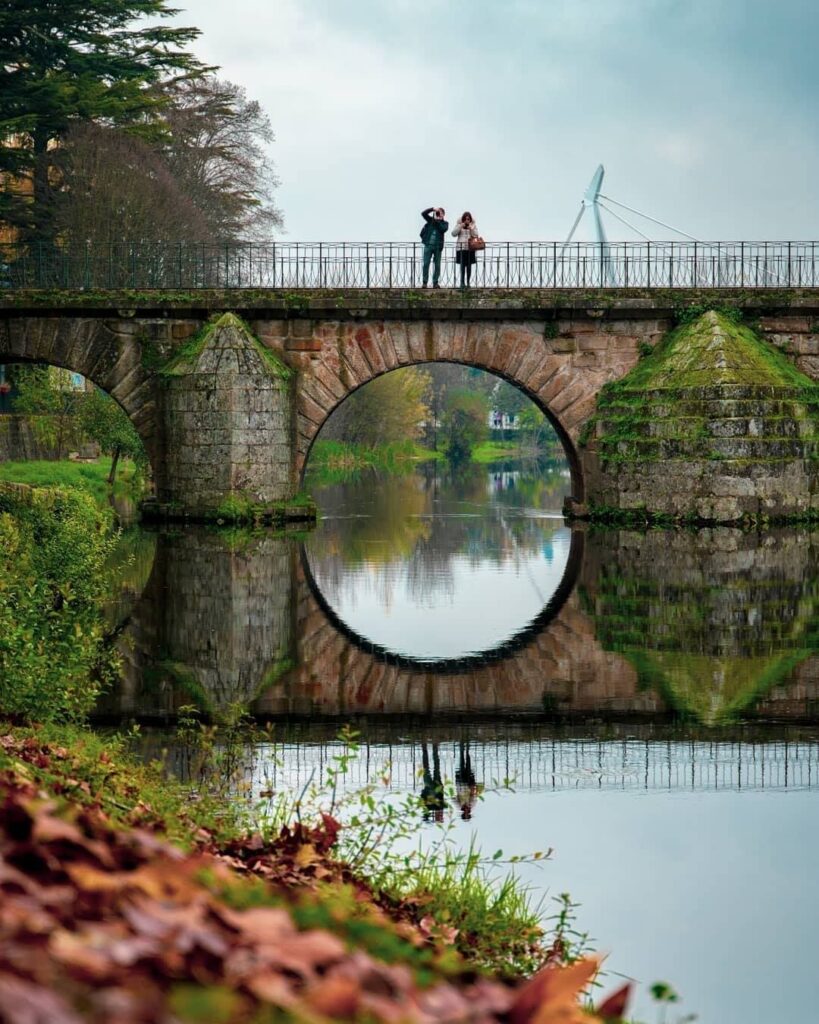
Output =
[
  {"x1": 319, "y1": 363, "x2": 562, "y2": 462},
  {"x1": 0, "y1": 1, "x2": 281, "y2": 250}
]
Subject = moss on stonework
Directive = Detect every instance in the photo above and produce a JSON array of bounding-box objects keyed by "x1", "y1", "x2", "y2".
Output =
[
  {"x1": 159, "y1": 312, "x2": 292, "y2": 381},
  {"x1": 140, "y1": 492, "x2": 317, "y2": 526},
  {"x1": 612, "y1": 310, "x2": 809, "y2": 390},
  {"x1": 590, "y1": 311, "x2": 819, "y2": 466}
]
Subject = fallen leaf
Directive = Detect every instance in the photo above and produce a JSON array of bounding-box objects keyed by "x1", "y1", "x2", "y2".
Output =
[
  {"x1": 294, "y1": 842, "x2": 320, "y2": 869},
  {"x1": 596, "y1": 982, "x2": 632, "y2": 1020},
  {"x1": 306, "y1": 974, "x2": 361, "y2": 1017}
]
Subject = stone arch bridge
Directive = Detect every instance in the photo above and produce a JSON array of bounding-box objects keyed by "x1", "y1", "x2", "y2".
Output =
[{"x1": 2, "y1": 289, "x2": 819, "y2": 516}]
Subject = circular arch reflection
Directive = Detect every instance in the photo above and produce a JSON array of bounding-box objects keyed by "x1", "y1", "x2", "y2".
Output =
[{"x1": 301, "y1": 527, "x2": 584, "y2": 671}]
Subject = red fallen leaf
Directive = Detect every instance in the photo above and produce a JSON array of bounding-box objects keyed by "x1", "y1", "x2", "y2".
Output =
[
  {"x1": 507, "y1": 957, "x2": 600, "y2": 1024},
  {"x1": 49, "y1": 929, "x2": 114, "y2": 981},
  {"x1": 0, "y1": 970, "x2": 84, "y2": 1024},
  {"x1": 244, "y1": 971, "x2": 297, "y2": 1006},
  {"x1": 318, "y1": 812, "x2": 342, "y2": 850},
  {"x1": 596, "y1": 982, "x2": 632, "y2": 1020},
  {"x1": 306, "y1": 974, "x2": 361, "y2": 1017}
]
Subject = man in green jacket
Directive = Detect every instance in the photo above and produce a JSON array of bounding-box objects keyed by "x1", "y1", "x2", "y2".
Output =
[{"x1": 420, "y1": 207, "x2": 448, "y2": 288}]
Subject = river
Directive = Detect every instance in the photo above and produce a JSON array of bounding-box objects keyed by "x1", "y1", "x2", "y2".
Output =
[{"x1": 102, "y1": 456, "x2": 819, "y2": 1024}]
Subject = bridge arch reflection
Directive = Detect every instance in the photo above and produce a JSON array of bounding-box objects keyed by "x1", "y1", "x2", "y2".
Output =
[{"x1": 299, "y1": 527, "x2": 584, "y2": 671}]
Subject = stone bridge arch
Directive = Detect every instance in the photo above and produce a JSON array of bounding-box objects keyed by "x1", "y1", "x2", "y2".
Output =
[
  {"x1": 292, "y1": 320, "x2": 637, "y2": 501},
  {"x1": 0, "y1": 317, "x2": 161, "y2": 472}
]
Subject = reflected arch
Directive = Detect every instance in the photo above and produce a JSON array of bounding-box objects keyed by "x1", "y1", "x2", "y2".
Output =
[{"x1": 300, "y1": 527, "x2": 585, "y2": 672}]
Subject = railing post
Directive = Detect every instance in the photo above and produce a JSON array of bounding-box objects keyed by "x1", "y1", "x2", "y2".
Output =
[
  {"x1": 788, "y1": 241, "x2": 792, "y2": 287},
  {"x1": 506, "y1": 242, "x2": 510, "y2": 287},
  {"x1": 668, "y1": 242, "x2": 673, "y2": 288},
  {"x1": 295, "y1": 242, "x2": 299, "y2": 288},
  {"x1": 318, "y1": 242, "x2": 323, "y2": 288},
  {"x1": 693, "y1": 241, "x2": 697, "y2": 287},
  {"x1": 411, "y1": 243, "x2": 416, "y2": 288},
  {"x1": 646, "y1": 241, "x2": 651, "y2": 288},
  {"x1": 740, "y1": 242, "x2": 744, "y2": 288},
  {"x1": 552, "y1": 242, "x2": 557, "y2": 287},
  {"x1": 366, "y1": 242, "x2": 370, "y2": 289},
  {"x1": 388, "y1": 242, "x2": 393, "y2": 288}
]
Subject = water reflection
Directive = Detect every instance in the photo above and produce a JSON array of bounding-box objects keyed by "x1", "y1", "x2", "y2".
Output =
[
  {"x1": 304, "y1": 460, "x2": 573, "y2": 662},
  {"x1": 97, "y1": 462, "x2": 819, "y2": 1024},
  {"x1": 101, "y1": 463, "x2": 819, "y2": 726}
]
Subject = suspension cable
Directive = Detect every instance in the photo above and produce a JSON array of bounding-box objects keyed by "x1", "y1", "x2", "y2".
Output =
[
  {"x1": 597, "y1": 201, "x2": 653, "y2": 242},
  {"x1": 598, "y1": 194, "x2": 700, "y2": 241}
]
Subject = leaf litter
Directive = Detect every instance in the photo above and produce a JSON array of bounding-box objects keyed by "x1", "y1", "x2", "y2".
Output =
[{"x1": 0, "y1": 734, "x2": 631, "y2": 1022}]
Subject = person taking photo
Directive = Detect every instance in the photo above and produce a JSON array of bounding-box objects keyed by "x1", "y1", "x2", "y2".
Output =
[
  {"x1": 420, "y1": 206, "x2": 448, "y2": 287},
  {"x1": 452, "y1": 211, "x2": 479, "y2": 288}
]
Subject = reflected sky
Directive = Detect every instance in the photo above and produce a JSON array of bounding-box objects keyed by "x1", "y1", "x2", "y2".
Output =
[
  {"x1": 470, "y1": 785, "x2": 818, "y2": 1024},
  {"x1": 304, "y1": 462, "x2": 573, "y2": 661}
]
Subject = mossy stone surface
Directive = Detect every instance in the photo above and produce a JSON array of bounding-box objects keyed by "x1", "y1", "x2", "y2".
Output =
[{"x1": 583, "y1": 311, "x2": 819, "y2": 522}]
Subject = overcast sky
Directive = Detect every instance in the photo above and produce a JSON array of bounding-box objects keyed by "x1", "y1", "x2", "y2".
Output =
[{"x1": 172, "y1": 0, "x2": 818, "y2": 242}]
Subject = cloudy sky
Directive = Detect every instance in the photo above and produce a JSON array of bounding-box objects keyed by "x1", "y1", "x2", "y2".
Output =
[{"x1": 173, "y1": 0, "x2": 818, "y2": 242}]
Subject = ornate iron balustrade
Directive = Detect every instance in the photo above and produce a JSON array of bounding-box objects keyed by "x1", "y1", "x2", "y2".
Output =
[{"x1": 2, "y1": 240, "x2": 819, "y2": 290}]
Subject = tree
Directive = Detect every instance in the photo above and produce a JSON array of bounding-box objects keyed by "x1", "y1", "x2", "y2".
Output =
[
  {"x1": 323, "y1": 367, "x2": 431, "y2": 448},
  {"x1": 0, "y1": 0, "x2": 206, "y2": 246},
  {"x1": 163, "y1": 77, "x2": 282, "y2": 240},
  {"x1": 442, "y1": 389, "x2": 488, "y2": 461},
  {"x1": 55, "y1": 122, "x2": 211, "y2": 247},
  {"x1": 78, "y1": 387, "x2": 147, "y2": 483},
  {"x1": 12, "y1": 365, "x2": 83, "y2": 459}
]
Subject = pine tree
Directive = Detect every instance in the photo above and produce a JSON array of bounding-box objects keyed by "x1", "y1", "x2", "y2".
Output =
[{"x1": 0, "y1": 0, "x2": 207, "y2": 246}]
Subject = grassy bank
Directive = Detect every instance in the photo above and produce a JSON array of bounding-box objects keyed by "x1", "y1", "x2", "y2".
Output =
[
  {"x1": 0, "y1": 456, "x2": 142, "y2": 504},
  {"x1": 310, "y1": 438, "x2": 442, "y2": 471}
]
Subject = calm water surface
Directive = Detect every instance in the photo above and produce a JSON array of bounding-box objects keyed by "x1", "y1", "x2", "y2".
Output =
[{"x1": 104, "y1": 458, "x2": 819, "y2": 1024}]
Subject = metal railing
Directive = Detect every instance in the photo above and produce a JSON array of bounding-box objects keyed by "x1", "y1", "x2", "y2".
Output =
[
  {"x1": 244, "y1": 737, "x2": 819, "y2": 795},
  {"x1": 2, "y1": 240, "x2": 819, "y2": 290}
]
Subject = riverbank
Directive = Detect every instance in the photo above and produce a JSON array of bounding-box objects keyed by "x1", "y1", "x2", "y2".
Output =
[
  {"x1": 308, "y1": 438, "x2": 559, "y2": 477},
  {"x1": 0, "y1": 455, "x2": 143, "y2": 505},
  {"x1": 0, "y1": 724, "x2": 630, "y2": 1023}
]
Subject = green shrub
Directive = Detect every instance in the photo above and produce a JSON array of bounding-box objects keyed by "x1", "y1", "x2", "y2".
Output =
[{"x1": 0, "y1": 487, "x2": 118, "y2": 721}]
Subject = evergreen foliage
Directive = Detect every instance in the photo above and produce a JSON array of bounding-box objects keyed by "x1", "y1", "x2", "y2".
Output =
[{"x1": 0, "y1": 0, "x2": 206, "y2": 245}]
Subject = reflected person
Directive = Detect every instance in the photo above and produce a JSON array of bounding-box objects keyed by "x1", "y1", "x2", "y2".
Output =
[
  {"x1": 420, "y1": 206, "x2": 448, "y2": 288},
  {"x1": 455, "y1": 741, "x2": 481, "y2": 821},
  {"x1": 420, "y1": 742, "x2": 445, "y2": 822}
]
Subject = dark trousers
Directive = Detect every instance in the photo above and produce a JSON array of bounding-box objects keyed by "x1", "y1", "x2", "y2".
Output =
[{"x1": 422, "y1": 245, "x2": 442, "y2": 286}]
